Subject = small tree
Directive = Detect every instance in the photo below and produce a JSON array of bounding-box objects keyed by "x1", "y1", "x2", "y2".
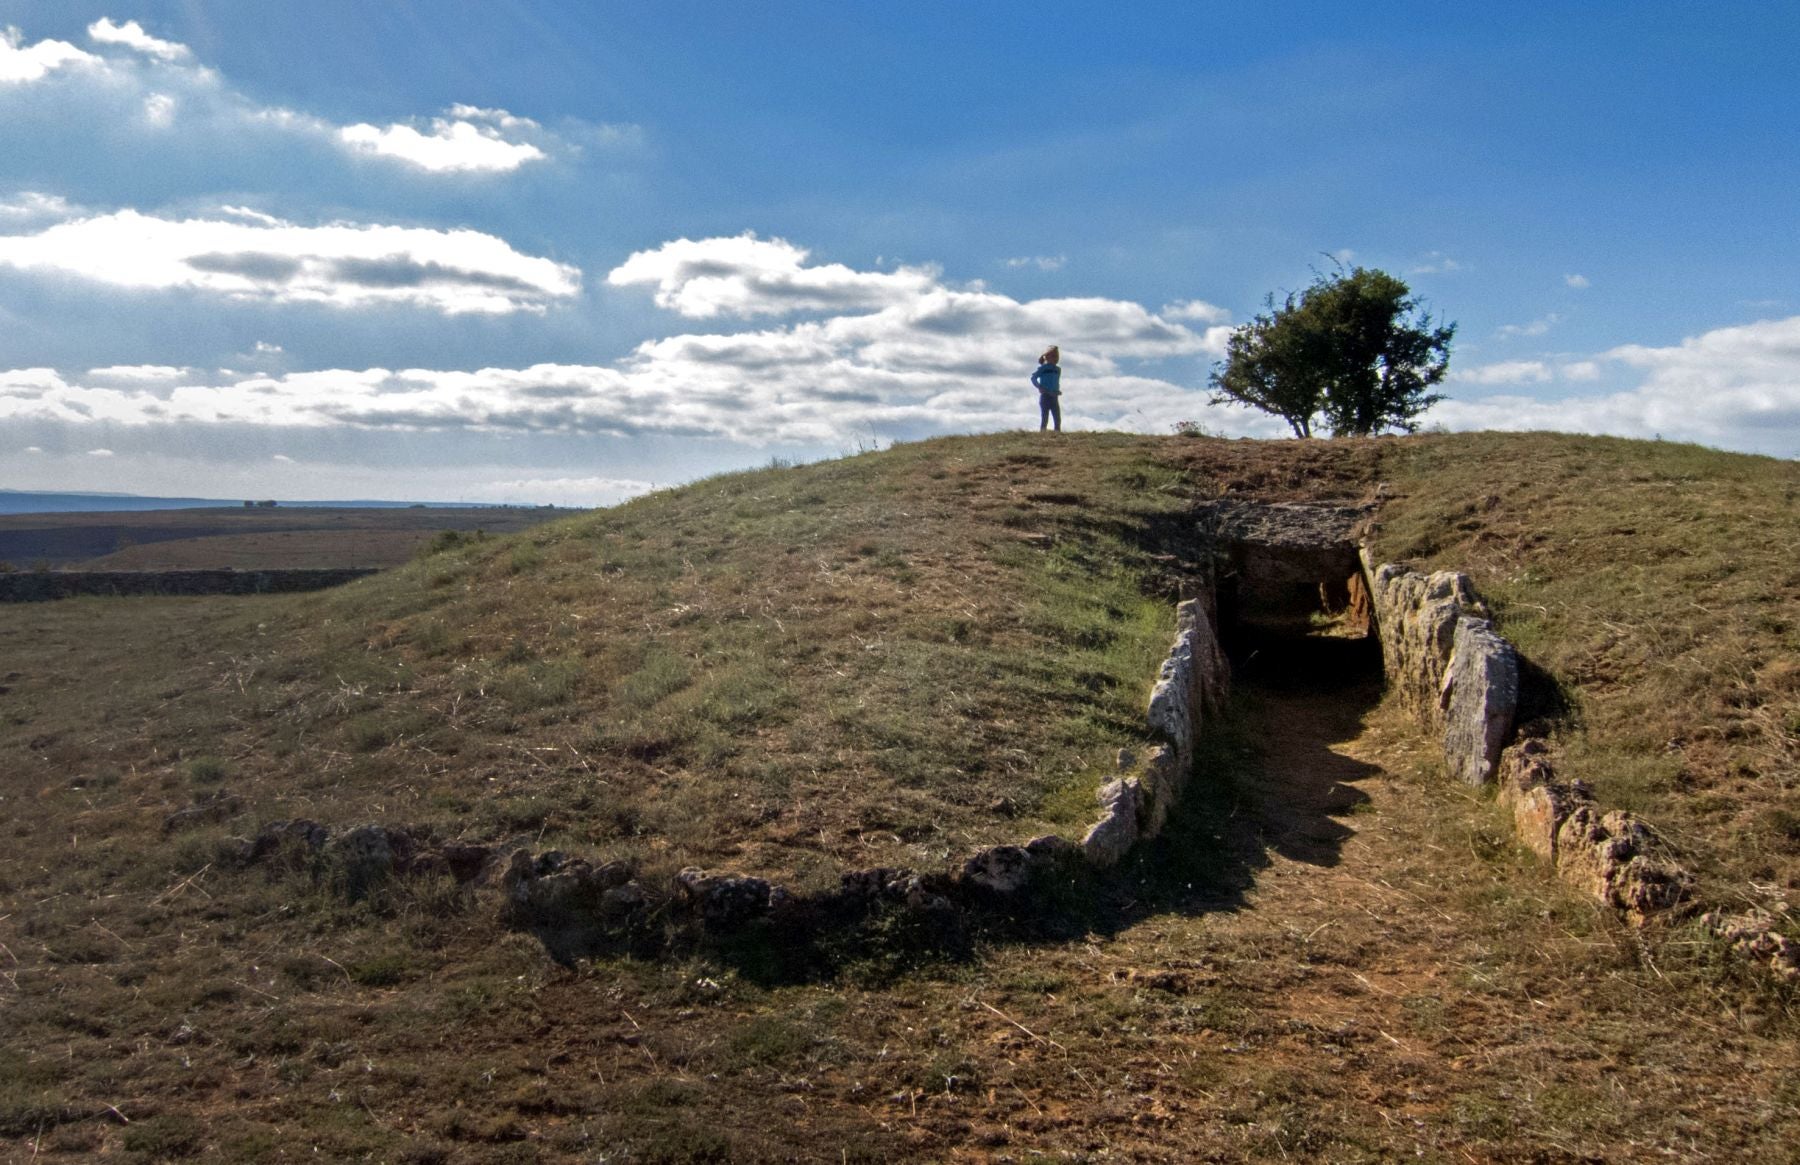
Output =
[{"x1": 1209, "y1": 266, "x2": 1454, "y2": 437}]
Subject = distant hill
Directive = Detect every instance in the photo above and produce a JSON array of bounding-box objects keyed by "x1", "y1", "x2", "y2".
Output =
[{"x1": 0, "y1": 489, "x2": 547, "y2": 515}]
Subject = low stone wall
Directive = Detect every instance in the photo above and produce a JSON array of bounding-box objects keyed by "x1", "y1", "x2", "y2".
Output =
[
  {"x1": 1362, "y1": 553, "x2": 1704, "y2": 930},
  {"x1": 0, "y1": 568, "x2": 380, "y2": 602}
]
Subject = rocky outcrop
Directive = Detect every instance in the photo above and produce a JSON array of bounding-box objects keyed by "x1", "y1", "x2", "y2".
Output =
[
  {"x1": 1363, "y1": 555, "x2": 1485, "y2": 726},
  {"x1": 1555, "y1": 804, "x2": 1692, "y2": 918}
]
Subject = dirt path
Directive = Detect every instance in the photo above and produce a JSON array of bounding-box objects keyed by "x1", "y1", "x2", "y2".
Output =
[{"x1": 810, "y1": 671, "x2": 1800, "y2": 1161}]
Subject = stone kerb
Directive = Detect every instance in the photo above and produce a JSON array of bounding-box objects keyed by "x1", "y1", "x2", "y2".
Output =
[
  {"x1": 438, "y1": 588, "x2": 1231, "y2": 950},
  {"x1": 1364, "y1": 553, "x2": 1708, "y2": 935},
  {"x1": 1439, "y1": 617, "x2": 1519, "y2": 787}
]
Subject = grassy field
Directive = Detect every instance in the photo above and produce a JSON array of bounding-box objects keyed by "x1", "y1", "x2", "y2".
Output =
[
  {"x1": 0, "y1": 507, "x2": 562, "y2": 570},
  {"x1": 0, "y1": 430, "x2": 1795, "y2": 1161}
]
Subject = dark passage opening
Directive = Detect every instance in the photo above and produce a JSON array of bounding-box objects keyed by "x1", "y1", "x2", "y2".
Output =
[{"x1": 1215, "y1": 538, "x2": 1382, "y2": 688}]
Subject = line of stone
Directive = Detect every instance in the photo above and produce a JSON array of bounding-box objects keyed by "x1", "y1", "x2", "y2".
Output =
[{"x1": 1361, "y1": 550, "x2": 1796, "y2": 982}]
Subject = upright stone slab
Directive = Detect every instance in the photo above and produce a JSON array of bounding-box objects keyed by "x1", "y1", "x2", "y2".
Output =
[
  {"x1": 1438, "y1": 617, "x2": 1519, "y2": 786},
  {"x1": 1361, "y1": 552, "x2": 1482, "y2": 728}
]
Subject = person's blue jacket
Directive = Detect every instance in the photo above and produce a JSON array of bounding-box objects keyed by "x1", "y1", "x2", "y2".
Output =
[{"x1": 1031, "y1": 362, "x2": 1061, "y2": 395}]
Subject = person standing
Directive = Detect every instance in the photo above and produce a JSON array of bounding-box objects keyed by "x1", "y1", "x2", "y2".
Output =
[{"x1": 1031, "y1": 345, "x2": 1062, "y2": 432}]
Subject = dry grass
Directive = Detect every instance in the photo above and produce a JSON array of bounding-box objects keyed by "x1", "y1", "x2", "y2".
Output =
[
  {"x1": 1, "y1": 429, "x2": 1796, "y2": 1161},
  {"x1": 1368, "y1": 432, "x2": 1800, "y2": 919}
]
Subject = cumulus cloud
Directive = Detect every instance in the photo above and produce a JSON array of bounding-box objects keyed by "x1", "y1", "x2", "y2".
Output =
[
  {"x1": 1453, "y1": 360, "x2": 1554, "y2": 385},
  {"x1": 1565, "y1": 273, "x2": 1591, "y2": 289},
  {"x1": 1426, "y1": 314, "x2": 1800, "y2": 456},
  {"x1": 87, "y1": 18, "x2": 191, "y2": 62},
  {"x1": 0, "y1": 26, "x2": 98, "y2": 83},
  {"x1": 338, "y1": 106, "x2": 549, "y2": 174},
  {"x1": 87, "y1": 447, "x2": 114, "y2": 456},
  {"x1": 0, "y1": 191, "x2": 75, "y2": 226},
  {"x1": 608, "y1": 234, "x2": 944, "y2": 319},
  {"x1": 86, "y1": 364, "x2": 192, "y2": 383},
  {"x1": 0, "y1": 237, "x2": 1235, "y2": 443},
  {"x1": 1161, "y1": 299, "x2": 1232, "y2": 324},
  {"x1": 12, "y1": 230, "x2": 1790, "y2": 457},
  {"x1": 0, "y1": 208, "x2": 581, "y2": 314},
  {"x1": 1003, "y1": 254, "x2": 1066, "y2": 271},
  {"x1": 1, "y1": 19, "x2": 623, "y2": 176}
]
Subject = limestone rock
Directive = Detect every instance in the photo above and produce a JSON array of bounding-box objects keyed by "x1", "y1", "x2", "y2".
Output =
[
  {"x1": 1555, "y1": 806, "x2": 1692, "y2": 922},
  {"x1": 1495, "y1": 741, "x2": 1587, "y2": 862},
  {"x1": 503, "y1": 851, "x2": 640, "y2": 926},
  {"x1": 961, "y1": 845, "x2": 1032, "y2": 895},
  {"x1": 673, "y1": 868, "x2": 774, "y2": 930},
  {"x1": 1701, "y1": 910, "x2": 1800, "y2": 983},
  {"x1": 1081, "y1": 778, "x2": 1143, "y2": 868},
  {"x1": 1364, "y1": 557, "x2": 1482, "y2": 724},
  {"x1": 1438, "y1": 617, "x2": 1519, "y2": 786}
]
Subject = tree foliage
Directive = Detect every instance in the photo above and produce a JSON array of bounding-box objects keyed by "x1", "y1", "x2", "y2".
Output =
[{"x1": 1209, "y1": 266, "x2": 1454, "y2": 437}]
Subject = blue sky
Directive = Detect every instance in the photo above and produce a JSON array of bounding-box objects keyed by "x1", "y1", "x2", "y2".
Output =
[{"x1": 2, "y1": 2, "x2": 1796, "y2": 503}]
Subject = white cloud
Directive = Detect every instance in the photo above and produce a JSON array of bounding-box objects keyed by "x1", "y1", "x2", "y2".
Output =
[
  {"x1": 1427, "y1": 314, "x2": 1800, "y2": 456},
  {"x1": 0, "y1": 26, "x2": 98, "y2": 83},
  {"x1": 86, "y1": 364, "x2": 192, "y2": 383},
  {"x1": 1453, "y1": 360, "x2": 1554, "y2": 386},
  {"x1": 24, "y1": 445, "x2": 42, "y2": 453},
  {"x1": 87, "y1": 18, "x2": 191, "y2": 62},
  {"x1": 272, "y1": 453, "x2": 293, "y2": 463},
  {"x1": 608, "y1": 234, "x2": 944, "y2": 320},
  {"x1": 0, "y1": 238, "x2": 1230, "y2": 444},
  {"x1": 1003, "y1": 254, "x2": 1066, "y2": 271},
  {"x1": 142, "y1": 92, "x2": 176, "y2": 126},
  {"x1": 1498, "y1": 313, "x2": 1561, "y2": 338},
  {"x1": 0, "y1": 191, "x2": 76, "y2": 224},
  {"x1": 253, "y1": 341, "x2": 283, "y2": 354},
  {"x1": 3, "y1": 19, "x2": 621, "y2": 177},
  {"x1": 0, "y1": 208, "x2": 581, "y2": 314},
  {"x1": 1565, "y1": 273, "x2": 1591, "y2": 289},
  {"x1": 87, "y1": 447, "x2": 115, "y2": 457},
  {"x1": 1161, "y1": 299, "x2": 1232, "y2": 324},
  {"x1": 338, "y1": 108, "x2": 549, "y2": 174}
]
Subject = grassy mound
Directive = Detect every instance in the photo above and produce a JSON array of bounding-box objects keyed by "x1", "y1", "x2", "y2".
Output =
[{"x1": 2, "y1": 429, "x2": 1794, "y2": 1161}]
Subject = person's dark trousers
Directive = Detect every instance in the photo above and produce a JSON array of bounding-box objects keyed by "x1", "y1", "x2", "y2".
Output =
[{"x1": 1039, "y1": 394, "x2": 1061, "y2": 431}]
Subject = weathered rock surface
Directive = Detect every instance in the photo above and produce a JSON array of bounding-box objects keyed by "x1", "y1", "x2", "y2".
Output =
[
  {"x1": 1439, "y1": 617, "x2": 1519, "y2": 786},
  {"x1": 1364, "y1": 554, "x2": 1484, "y2": 725},
  {"x1": 1081, "y1": 778, "x2": 1144, "y2": 868},
  {"x1": 1555, "y1": 805, "x2": 1691, "y2": 922},
  {"x1": 502, "y1": 851, "x2": 644, "y2": 927},
  {"x1": 673, "y1": 867, "x2": 777, "y2": 930},
  {"x1": 1701, "y1": 910, "x2": 1800, "y2": 982},
  {"x1": 1495, "y1": 740, "x2": 1584, "y2": 862},
  {"x1": 961, "y1": 845, "x2": 1033, "y2": 895}
]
